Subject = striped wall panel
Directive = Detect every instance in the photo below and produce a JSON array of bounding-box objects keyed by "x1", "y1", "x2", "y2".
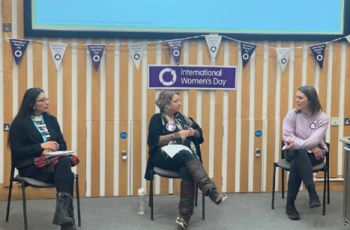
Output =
[{"x1": 1, "y1": 0, "x2": 350, "y2": 198}]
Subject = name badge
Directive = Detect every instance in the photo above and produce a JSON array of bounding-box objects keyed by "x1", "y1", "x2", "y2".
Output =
[
  {"x1": 166, "y1": 122, "x2": 176, "y2": 132},
  {"x1": 309, "y1": 122, "x2": 317, "y2": 130}
]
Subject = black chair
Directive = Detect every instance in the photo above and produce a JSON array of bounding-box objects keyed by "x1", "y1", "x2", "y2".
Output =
[
  {"x1": 272, "y1": 143, "x2": 330, "y2": 215},
  {"x1": 149, "y1": 166, "x2": 205, "y2": 220},
  {"x1": 5, "y1": 160, "x2": 81, "y2": 230}
]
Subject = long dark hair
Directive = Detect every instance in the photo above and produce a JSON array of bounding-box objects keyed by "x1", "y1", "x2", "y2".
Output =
[
  {"x1": 297, "y1": 85, "x2": 322, "y2": 115},
  {"x1": 8, "y1": 88, "x2": 44, "y2": 145}
]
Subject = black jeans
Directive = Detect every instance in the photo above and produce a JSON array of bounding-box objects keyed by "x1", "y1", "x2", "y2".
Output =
[
  {"x1": 286, "y1": 149, "x2": 324, "y2": 200},
  {"x1": 152, "y1": 149, "x2": 197, "y2": 181},
  {"x1": 19, "y1": 156, "x2": 74, "y2": 194}
]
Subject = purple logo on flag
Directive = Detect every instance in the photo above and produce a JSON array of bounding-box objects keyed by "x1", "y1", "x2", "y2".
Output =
[
  {"x1": 148, "y1": 65, "x2": 236, "y2": 90},
  {"x1": 10, "y1": 39, "x2": 29, "y2": 65},
  {"x1": 310, "y1": 44, "x2": 326, "y2": 69},
  {"x1": 240, "y1": 42, "x2": 256, "y2": 68},
  {"x1": 168, "y1": 40, "x2": 183, "y2": 65},
  {"x1": 87, "y1": 45, "x2": 105, "y2": 71}
]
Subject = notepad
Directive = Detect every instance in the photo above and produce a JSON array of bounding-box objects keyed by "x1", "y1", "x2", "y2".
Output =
[
  {"x1": 161, "y1": 144, "x2": 192, "y2": 158},
  {"x1": 45, "y1": 150, "x2": 76, "y2": 157}
]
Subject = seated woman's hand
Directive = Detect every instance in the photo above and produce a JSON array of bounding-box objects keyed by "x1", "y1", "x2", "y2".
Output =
[
  {"x1": 311, "y1": 147, "x2": 324, "y2": 160},
  {"x1": 178, "y1": 130, "x2": 191, "y2": 140},
  {"x1": 42, "y1": 149, "x2": 51, "y2": 155},
  {"x1": 41, "y1": 141, "x2": 59, "y2": 151}
]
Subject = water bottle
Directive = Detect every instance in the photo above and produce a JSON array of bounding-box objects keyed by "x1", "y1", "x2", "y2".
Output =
[{"x1": 137, "y1": 188, "x2": 145, "y2": 215}]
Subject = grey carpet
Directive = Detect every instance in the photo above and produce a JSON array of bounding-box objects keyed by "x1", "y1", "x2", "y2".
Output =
[{"x1": 0, "y1": 191, "x2": 348, "y2": 230}]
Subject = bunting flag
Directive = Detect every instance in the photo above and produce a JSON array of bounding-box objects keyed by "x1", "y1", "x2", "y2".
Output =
[
  {"x1": 168, "y1": 40, "x2": 183, "y2": 65},
  {"x1": 49, "y1": 42, "x2": 67, "y2": 70},
  {"x1": 205, "y1": 34, "x2": 222, "y2": 63},
  {"x1": 87, "y1": 44, "x2": 105, "y2": 71},
  {"x1": 310, "y1": 44, "x2": 326, "y2": 69},
  {"x1": 276, "y1": 47, "x2": 291, "y2": 73},
  {"x1": 128, "y1": 43, "x2": 146, "y2": 70},
  {"x1": 240, "y1": 42, "x2": 256, "y2": 68},
  {"x1": 345, "y1": 35, "x2": 350, "y2": 43},
  {"x1": 10, "y1": 39, "x2": 29, "y2": 65}
]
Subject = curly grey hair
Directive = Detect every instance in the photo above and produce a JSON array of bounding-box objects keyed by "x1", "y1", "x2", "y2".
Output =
[{"x1": 156, "y1": 90, "x2": 179, "y2": 113}]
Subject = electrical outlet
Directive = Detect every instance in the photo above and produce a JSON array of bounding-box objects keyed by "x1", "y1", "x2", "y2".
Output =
[
  {"x1": 331, "y1": 117, "x2": 340, "y2": 126},
  {"x1": 345, "y1": 118, "x2": 350, "y2": 126}
]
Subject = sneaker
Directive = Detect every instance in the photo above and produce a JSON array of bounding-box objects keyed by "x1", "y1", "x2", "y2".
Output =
[
  {"x1": 175, "y1": 217, "x2": 188, "y2": 229},
  {"x1": 209, "y1": 191, "x2": 228, "y2": 206}
]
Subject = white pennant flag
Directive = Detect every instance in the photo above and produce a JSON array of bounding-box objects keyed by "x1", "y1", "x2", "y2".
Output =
[
  {"x1": 205, "y1": 34, "x2": 222, "y2": 63},
  {"x1": 49, "y1": 42, "x2": 67, "y2": 70},
  {"x1": 128, "y1": 43, "x2": 145, "y2": 70},
  {"x1": 276, "y1": 47, "x2": 291, "y2": 73},
  {"x1": 346, "y1": 35, "x2": 350, "y2": 44}
]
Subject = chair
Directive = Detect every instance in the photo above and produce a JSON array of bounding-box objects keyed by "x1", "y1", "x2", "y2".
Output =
[
  {"x1": 5, "y1": 160, "x2": 81, "y2": 230},
  {"x1": 149, "y1": 166, "x2": 206, "y2": 220},
  {"x1": 271, "y1": 143, "x2": 330, "y2": 215}
]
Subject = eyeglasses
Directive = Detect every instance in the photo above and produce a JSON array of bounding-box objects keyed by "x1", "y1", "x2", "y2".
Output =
[{"x1": 36, "y1": 98, "x2": 49, "y2": 103}]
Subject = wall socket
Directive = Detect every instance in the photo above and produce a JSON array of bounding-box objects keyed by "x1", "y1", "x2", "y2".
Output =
[
  {"x1": 331, "y1": 117, "x2": 340, "y2": 126},
  {"x1": 345, "y1": 118, "x2": 350, "y2": 126}
]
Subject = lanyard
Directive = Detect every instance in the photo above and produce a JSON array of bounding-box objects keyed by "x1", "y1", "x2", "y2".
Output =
[{"x1": 32, "y1": 115, "x2": 47, "y2": 142}]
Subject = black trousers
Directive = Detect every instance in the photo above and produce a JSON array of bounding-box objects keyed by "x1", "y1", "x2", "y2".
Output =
[
  {"x1": 286, "y1": 149, "x2": 324, "y2": 200},
  {"x1": 18, "y1": 156, "x2": 74, "y2": 194},
  {"x1": 152, "y1": 149, "x2": 197, "y2": 181}
]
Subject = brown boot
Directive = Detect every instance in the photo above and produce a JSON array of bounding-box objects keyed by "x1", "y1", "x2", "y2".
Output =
[
  {"x1": 177, "y1": 180, "x2": 195, "y2": 229},
  {"x1": 185, "y1": 160, "x2": 226, "y2": 205}
]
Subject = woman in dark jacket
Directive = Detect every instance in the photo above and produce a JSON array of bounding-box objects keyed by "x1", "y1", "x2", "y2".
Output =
[
  {"x1": 8, "y1": 88, "x2": 77, "y2": 230},
  {"x1": 145, "y1": 90, "x2": 227, "y2": 229}
]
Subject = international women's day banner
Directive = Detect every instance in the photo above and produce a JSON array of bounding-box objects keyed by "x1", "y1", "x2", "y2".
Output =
[{"x1": 148, "y1": 65, "x2": 236, "y2": 90}]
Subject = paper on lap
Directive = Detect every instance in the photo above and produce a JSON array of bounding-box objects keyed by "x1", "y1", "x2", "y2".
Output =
[{"x1": 161, "y1": 144, "x2": 191, "y2": 158}]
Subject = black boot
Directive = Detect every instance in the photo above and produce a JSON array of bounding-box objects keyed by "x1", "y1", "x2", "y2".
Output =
[
  {"x1": 176, "y1": 180, "x2": 195, "y2": 229},
  {"x1": 53, "y1": 192, "x2": 74, "y2": 225},
  {"x1": 61, "y1": 194, "x2": 76, "y2": 230},
  {"x1": 307, "y1": 184, "x2": 321, "y2": 208},
  {"x1": 286, "y1": 198, "x2": 300, "y2": 220},
  {"x1": 185, "y1": 160, "x2": 227, "y2": 205}
]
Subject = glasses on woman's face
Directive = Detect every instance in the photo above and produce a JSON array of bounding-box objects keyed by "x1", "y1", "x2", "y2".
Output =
[{"x1": 36, "y1": 97, "x2": 49, "y2": 103}]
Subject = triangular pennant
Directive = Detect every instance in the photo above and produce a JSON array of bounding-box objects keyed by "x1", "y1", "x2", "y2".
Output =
[
  {"x1": 10, "y1": 39, "x2": 29, "y2": 65},
  {"x1": 346, "y1": 35, "x2": 350, "y2": 43},
  {"x1": 310, "y1": 44, "x2": 326, "y2": 69},
  {"x1": 240, "y1": 42, "x2": 256, "y2": 68},
  {"x1": 205, "y1": 34, "x2": 222, "y2": 63},
  {"x1": 276, "y1": 47, "x2": 291, "y2": 73},
  {"x1": 128, "y1": 43, "x2": 145, "y2": 70},
  {"x1": 49, "y1": 42, "x2": 67, "y2": 70},
  {"x1": 87, "y1": 44, "x2": 105, "y2": 71},
  {"x1": 168, "y1": 40, "x2": 183, "y2": 65}
]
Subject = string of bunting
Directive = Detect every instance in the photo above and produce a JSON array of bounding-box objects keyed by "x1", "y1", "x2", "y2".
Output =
[{"x1": 4, "y1": 34, "x2": 350, "y2": 72}]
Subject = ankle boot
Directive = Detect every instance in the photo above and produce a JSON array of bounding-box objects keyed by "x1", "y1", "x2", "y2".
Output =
[
  {"x1": 286, "y1": 198, "x2": 300, "y2": 220},
  {"x1": 185, "y1": 160, "x2": 226, "y2": 205},
  {"x1": 61, "y1": 194, "x2": 76, "y2": 230},
  {"x1": 178, "y1": 180, "x2": 195, "y2": 225},
  {"x1": 307, "y1": 184, "x2": 321, "y2": 208},
  {"x1": 53, "y1": 192, "x2": 74, "y2": 225}
]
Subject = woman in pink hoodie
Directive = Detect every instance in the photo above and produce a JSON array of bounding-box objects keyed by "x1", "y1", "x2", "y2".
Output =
[{"x1": 282, "y1": 85, "x2": 329, "y2": 220}]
